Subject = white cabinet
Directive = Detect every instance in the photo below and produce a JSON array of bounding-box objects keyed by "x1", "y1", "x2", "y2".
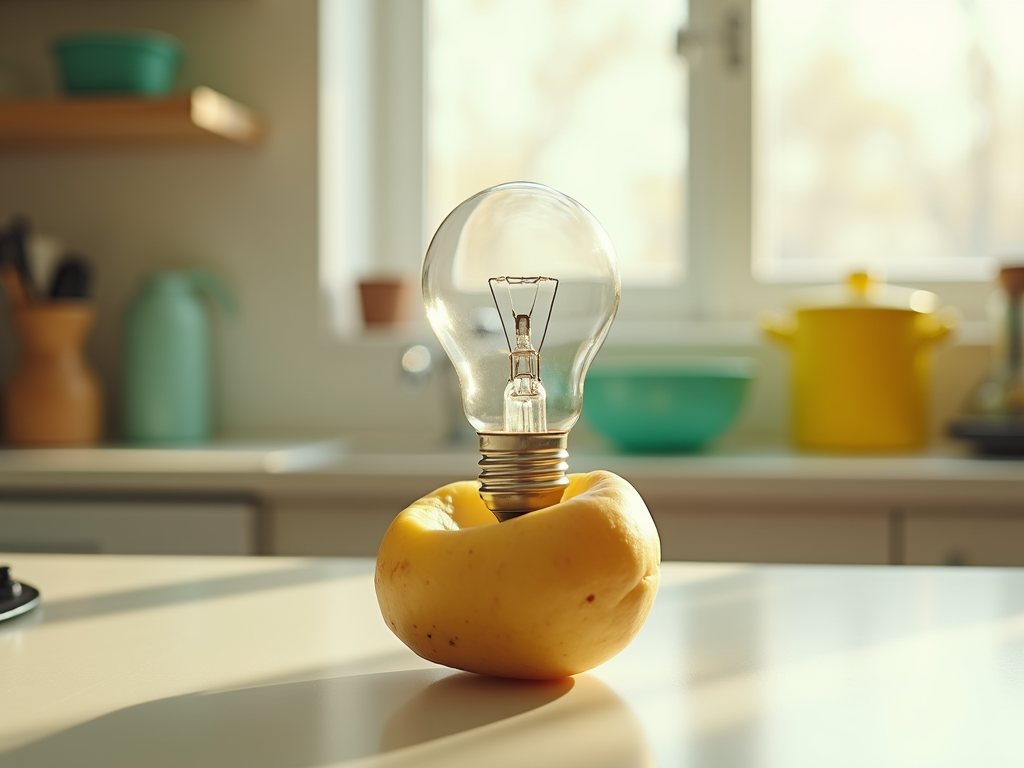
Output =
[
  {"x1": 0, "y1": 499, "x2": 257, "y2": 555},
  {"x1": 904, "y1": 509, "x2": 1024, "y2": 567},
  {"x1": 270, "y1": 498, "x2": 396, "y2": 557},
  {"x1": 652, "y1": 504, "x2": 890, "y2": 564},
  {"x1": 267, "y1": 492, "x2": 895, "y2": 564}
]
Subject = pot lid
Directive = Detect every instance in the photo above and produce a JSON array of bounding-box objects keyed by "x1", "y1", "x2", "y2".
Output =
[{"x1": 788, "y1": 272, "x2": 940, "y2": 314}]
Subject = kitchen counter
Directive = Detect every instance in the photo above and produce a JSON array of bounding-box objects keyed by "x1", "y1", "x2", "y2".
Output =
[
  {"x1": 1, "y1": 440, "x2": 1023, "y2": 565},
  {"x1": 0, "y1": 437, "x2": 1021, "y2": 497},
  {"x1": 1, "y1": 553, "x2": 1021, "y2": 767}
]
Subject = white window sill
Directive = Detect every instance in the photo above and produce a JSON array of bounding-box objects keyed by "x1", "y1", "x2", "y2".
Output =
[{"x1": 341, "y1": 318, "x2": 994, "y2": 351}]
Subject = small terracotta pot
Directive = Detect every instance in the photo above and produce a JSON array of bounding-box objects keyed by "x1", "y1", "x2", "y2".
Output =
[
  {"x1": 359, "y1": 279, "x2": 409, "y2": 327},
  {"x1": 4, "y1": 303, "x2": 103, "y2": 446}
]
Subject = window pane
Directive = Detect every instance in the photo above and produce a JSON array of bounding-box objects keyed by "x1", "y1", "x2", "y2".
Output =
[
  {"x1": 426, "y1": 0, "x2": 687, "y2": 285},
  {"x1": 758, "y1": 0, "x2": 1024, "y2": 281}
]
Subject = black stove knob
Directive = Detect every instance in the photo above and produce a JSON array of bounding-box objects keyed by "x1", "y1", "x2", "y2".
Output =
[{"x1": 0, "y1": 566, "x2": 23, "y2": 599}]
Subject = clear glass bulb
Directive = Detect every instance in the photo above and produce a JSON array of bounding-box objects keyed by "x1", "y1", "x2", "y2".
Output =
[{"x1": 423, "y1": 182, "x2": 620, "y2": 519}]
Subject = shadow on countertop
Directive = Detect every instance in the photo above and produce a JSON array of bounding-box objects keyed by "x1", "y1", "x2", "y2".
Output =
[{"x1": 0, "y1": 669, "x2": 576, "y2": 768}]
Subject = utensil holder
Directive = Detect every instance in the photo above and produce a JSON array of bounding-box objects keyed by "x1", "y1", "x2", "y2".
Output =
[{"x1": 4, "y1": 303, "x2": 102, "y2": 446}]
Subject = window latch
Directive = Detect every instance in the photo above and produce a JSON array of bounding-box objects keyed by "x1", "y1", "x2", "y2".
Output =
[{"x1": 676, "y1": 7, "x2": 745, "y2": 72}]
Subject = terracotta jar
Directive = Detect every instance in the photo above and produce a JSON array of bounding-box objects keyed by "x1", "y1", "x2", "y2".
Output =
[
  {"x1": 4, "y1": 303, "x2": 102, "y2": 446},
  {"x1": 359, "y1": 278, "x2": 409, "y2": 327}
]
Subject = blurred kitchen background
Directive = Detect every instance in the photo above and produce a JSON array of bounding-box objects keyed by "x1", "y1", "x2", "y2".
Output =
[{"x1": 0, "y1": 0, "x2": 1022, "y2": 566}]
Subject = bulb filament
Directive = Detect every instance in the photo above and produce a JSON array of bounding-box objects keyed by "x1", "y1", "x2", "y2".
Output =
[{"x1": 489, "y1": 276, "x2": 559, "y2": 433}]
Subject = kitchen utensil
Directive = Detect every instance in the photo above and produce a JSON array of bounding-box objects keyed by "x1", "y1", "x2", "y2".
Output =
[
  {"x1": 27, "y1": 233, "x2": 64, "y2": 297},
  {"x1": 0, "y1": 246, "x2": 29, "y2": 308},
  {"x1": 4, "y1": 303, "x2": 103, "y2": 446},
  {"x1": 948, "y1": 266, "x2": 1024, "y2": 454},
  {"x1": 761, "y1": 272, "x2": 958, "y2": 451},
  {"x1": 0, "y1": 566, "x2": 40, "y2": 623},
  {"x1": 582, "y1": 359, "x2": 754, "y2": 452},
  {"x1": 49, "y1": 254, "x2": 92, "y2": 299},
  {"x1": 0, "y1": 217, "x2": 36, "y2": 303},
  {"x1": 122, "y1": 269, "x2": 236, "y2": 443},
  {"x1": 53, "y1": 32, "x2": 181, "y2": 97}
]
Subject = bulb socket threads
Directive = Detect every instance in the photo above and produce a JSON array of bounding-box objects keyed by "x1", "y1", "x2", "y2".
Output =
[{"x1": 477, "y1": 431, "x2": 569, "y2": 522}]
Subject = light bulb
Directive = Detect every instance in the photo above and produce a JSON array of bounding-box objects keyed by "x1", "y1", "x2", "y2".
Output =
[{"x1": 422, "y1": 182, "x2": 620, "y2": 521}]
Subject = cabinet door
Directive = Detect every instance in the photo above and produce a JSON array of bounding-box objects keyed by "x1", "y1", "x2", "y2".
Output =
[
  {"x1": 268, "y1": 480, "x2": 451, "y2": 557},
  {"x1": 0, "y1": 500, "x2": 256, "y2": 555},
  {"x1": 653, "y1": 504, "x2": 890, "y2": 564},
  {"x1": 270, "y1": 497, "x2": 404, "y2": 557},
  {"x1": 905, "y1": 512, "x2": 1024, "y2": 566}
]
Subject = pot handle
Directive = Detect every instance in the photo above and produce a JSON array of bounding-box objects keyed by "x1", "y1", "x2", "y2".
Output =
[
  {"x1": 758, "y1": 310, "x2": 796, "y2": 346},
  {"x1": 917, "y1": 306, "x2": 960, "y2": 348}
]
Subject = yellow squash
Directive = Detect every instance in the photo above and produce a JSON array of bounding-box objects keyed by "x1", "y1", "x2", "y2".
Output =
[{"x1": 375, "y1": 470, "x2": 661, "y2": 680}]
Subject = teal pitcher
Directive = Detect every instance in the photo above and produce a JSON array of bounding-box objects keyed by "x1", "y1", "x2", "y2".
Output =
[{"x1": 122, "y1": 270, "x2": 236, "y2": 443}]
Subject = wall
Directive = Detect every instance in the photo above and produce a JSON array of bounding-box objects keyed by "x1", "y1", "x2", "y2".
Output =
[
  {"x1": 0, "y1": 0, "x2": 994, "y2": 450},
  {"x1": 0, "y1": 0, "x2": 443, "y2": 441}
]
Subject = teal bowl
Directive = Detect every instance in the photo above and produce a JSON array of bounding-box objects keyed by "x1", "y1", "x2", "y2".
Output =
[
  {"x1": 53, "y1": 32, "x2": 182, "y2": 96},
  {"x1": 582, "y1": 360, "x2": 755, "y2": 453}
]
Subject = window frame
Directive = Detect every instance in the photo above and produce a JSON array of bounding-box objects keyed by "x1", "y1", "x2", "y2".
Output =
[{"x1": 321, "y1": 0, "x2": 996, "y2": 338}]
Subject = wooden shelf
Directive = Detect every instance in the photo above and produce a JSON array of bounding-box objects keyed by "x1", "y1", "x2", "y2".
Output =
[{"x1": 0, "y1": 87, "x2": 264, "y2": 148}]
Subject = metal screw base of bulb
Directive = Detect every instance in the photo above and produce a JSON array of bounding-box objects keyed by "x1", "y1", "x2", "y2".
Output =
[{"x1": 477, "y1": 431, "x2": 570, "y2": 522}]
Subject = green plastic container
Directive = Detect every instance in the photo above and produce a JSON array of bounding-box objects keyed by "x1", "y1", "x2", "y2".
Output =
[
  {"x1": 582, "y1": 359, "x2": 755, "y2": 453},
  {"x1": 122, "y1": 270, "x2": 236, "y2": 444},
  {"x1": 53, "y1": 33, "x2": 182, "y2": 96}
]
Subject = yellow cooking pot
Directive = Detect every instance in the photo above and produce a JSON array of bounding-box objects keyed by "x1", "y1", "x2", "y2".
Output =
[{"x1": 760, "y1": 273, "x2": 959, "y2": 451}]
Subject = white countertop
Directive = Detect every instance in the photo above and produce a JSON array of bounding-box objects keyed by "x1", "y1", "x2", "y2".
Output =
[{"x1": 1, "y1": 554, "x2": 1022, "y2": 767}]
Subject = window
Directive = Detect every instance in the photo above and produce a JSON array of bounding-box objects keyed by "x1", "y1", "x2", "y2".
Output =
[
  {"x1": 426, "y1": 0, "x2": 687, "y2": 287},
  {"x1": 758, "y1": 0, "x2": 1024, "y2": 284},
  {"x1": 321, "y1": 0, "x2": 998, "y2": 332}
]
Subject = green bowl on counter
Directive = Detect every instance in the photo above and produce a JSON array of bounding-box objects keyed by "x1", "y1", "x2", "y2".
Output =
[{"x1": 582, "y1": 359, "x2": 755, "y2": 453}]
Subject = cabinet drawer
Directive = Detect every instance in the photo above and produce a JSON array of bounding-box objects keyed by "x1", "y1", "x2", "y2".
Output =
[
  {"x1": 270, "y1": 499, "x2": 396, "y2": 557},
  {"x1": 654, "y1": 506, "x2": 889, "y2": 564},
  {"x1": 905, "y1": 513, "x2": 1024, "y2": 566},
  {"x1": 0, "y1": 499, "x2": 257, "y2": 555}
]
